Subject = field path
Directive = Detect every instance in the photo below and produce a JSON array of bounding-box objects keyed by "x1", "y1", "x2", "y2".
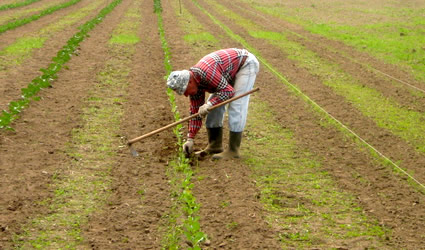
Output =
[
  {"x1": 0, "y1": 0, "x2": 110, "y2": 111},
  {"x1": 225, "y1": 0, "x2": 425, "y2": 112},
  {"x1": 183, "y1": 0, "x2": 425, "y2": 248},
  {"x1": 0, "y1": 0, "x2": 130, "y2": 247},
  {"x1": 0, "y1": 0, "x2": 69, "y2": 26},
  {"x1": 80, "y1": 0, "x2": 176, "y2": 247},
  {"x1": 1, "y1": 0, "x2": 424, "y2": 248},
  {"x1": 160, "y1": 0, "x2": 284, "y2": 248}
]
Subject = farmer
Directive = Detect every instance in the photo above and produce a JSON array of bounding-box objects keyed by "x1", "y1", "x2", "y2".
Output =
[{"x1": 166, "y1": 48, "x2": 260, "y2": 159}]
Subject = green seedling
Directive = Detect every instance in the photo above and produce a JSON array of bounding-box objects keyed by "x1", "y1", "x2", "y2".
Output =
[
  {"x1": 0, "y1": 0, "x2": 42, "y2": 11},
  {"x1": 0, "y1": 0, "x2": 82, "y2": 34},
  {"x1": 154, "y1": 1, "x2": 207, "y2": 248},
  {"x1": 0, "y1": 0, "x2": 122, "y2": 130},
  {"x1": 13, "y1": 1, "x2": 135, "y2": 247},
  {"x1": 220, "y1": 201, "x2": 230, "y2": 208},
  {"x1": 226, "y1": 222, "x2": 239, "y2": 230}
]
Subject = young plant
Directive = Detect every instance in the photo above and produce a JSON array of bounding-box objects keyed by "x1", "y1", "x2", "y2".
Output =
[
  {"x1": 0, "y1": 0, "x2": 42, "y2": 11},
  {"x1": 0, "y1": 0, "x2": 82, "y2": 34},
  {"x1": 0, "y1": 0, "x2": 122, "y2": 130},
  {"x1": 155, "y1": 0, "x2": 207, "y2": 248}
]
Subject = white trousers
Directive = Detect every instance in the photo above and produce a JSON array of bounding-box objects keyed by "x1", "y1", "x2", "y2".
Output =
[{"x1": 205, "y1": 52, "x2": 260, "y2": 132}]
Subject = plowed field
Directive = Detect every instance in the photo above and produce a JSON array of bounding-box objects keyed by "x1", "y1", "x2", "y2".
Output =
[{"x1": 1, "y1": 0, "x2": 424, "y2": 249}]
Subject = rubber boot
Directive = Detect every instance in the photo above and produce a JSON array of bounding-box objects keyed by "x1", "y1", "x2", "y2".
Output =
[
  {"x1": 195, "y1": 127, "x2": 223, "y2": 156},
  {"x1": 212, "y1": 131, "x2": 242, "y2": 160}
]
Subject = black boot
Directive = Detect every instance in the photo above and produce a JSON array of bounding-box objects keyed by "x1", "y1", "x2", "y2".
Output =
[
  {"x1": 212, "y1": 131, "x2": 242, "y2": 159},
  {"x1": 195, "y1": 127, "x2": 223, "y2": 156}
]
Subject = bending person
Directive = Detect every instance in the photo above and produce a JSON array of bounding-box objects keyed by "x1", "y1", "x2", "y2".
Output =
[{"x1": 166, "y1": 48, "x2": 260, "y2": 159}]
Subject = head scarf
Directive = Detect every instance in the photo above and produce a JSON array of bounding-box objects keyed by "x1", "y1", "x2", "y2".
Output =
[{"x1": 166, "y1": 70, "x2": 190, "y2": 95}]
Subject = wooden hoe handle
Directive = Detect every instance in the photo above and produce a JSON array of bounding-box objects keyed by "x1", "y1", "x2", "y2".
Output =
[{"x1": 128, "y1": 87, "x2": 260, "y2": 145}]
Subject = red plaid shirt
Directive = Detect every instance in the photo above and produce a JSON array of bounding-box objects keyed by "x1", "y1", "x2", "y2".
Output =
[{"x1": 187, "y1": 48, "x2": 249, "y2": 138}]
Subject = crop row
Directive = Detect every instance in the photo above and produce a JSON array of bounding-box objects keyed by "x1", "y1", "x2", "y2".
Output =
[
  {"x1": 154, "y1": 1, "x2": 207, "y2": 249},
  {"x1": 0, "y1": 0, "x2": 119, "y2": 130},
  {"x1": 0, "y1": 0, "x2": 62, "y2": 26},
  {"x1": 13, "y1": 0, "x2": 134, "y2": 247},
  {"x1": 191, "y1": 0, "x2": 425, "y2": 193},
  {"x1": 240, "y1": 0, "x2": 425, "y2": 84},
  {"x1": 1, "y1": 0, "x2": 207, "y2": 246},
  {"x1": 0, "y1": 0, "x2": 106, "y2": 71},
  {"x1": 168, "y1": 0, "x2": 391, "y2": 246},
  {"x1": 0, "y1": 0, "x2": 82, "y2": 34},
  {"x1": 0, "y1": 0, "x2": 41, "y2": 11}
]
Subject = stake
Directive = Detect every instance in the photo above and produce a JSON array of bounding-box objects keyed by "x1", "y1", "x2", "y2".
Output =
[{"x1": 128, "y1": 87, "x2": 260, "y2": 155}]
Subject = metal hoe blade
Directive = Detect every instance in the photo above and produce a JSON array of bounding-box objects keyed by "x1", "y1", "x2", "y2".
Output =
[{"x1": 129, "y1": 144, "x2": 139, "y2": 157}]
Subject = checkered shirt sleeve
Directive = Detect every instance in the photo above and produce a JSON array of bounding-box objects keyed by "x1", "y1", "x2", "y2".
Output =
[{"x1": 187, "y1": 48, "x2": 248, "y2": 138}]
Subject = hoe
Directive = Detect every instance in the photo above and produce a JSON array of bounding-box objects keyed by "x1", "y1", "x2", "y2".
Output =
[{"x1": 127, "y1": 87, "x2": 260, "y2": 156}]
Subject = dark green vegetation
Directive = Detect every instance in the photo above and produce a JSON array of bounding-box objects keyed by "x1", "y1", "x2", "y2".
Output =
[
  {"x1": 192, "y1": 0, "x2": 425, "y2": 193},
  {"x1": 244, "y1": 0, "x2": 425, "y2": 83},
  {"x1": 1, "y1": 0, "x2": 424, "y2": 248},
  {"x1": 0, "y1": 0, "x2": 121, "y2": 130},
  {"x1": 0, "y1": 0, "x2": 82, "y2": 34},
  {"x1": 12, "y1": 0, "x2": 130, "y2": 248},
  {"x1": 0, "y1": 0, "x2": 105, "y2": 69},
  {"x1": 0, "y1": 0, "x2": 42, "y2": 11},
  {"x1": 154, "y1": 1, "x2": 207, "y2": 248}
]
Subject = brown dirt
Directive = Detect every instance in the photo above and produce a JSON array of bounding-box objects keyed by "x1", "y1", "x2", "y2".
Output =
[
  {"x1": 82, "y1": 0, "x2": 282, "y2": 248},
  {"x1": 0, "y1": 0, "x2": 97, "y2": 49},
  {"x1": 0, "y1": 0, "x2": 125, "y2": 247},
  {"x1": 227, "y1": 0, "x2": 425, "y2": 113},
  {"x1": 80, "y1": 0, "x2": 176, "y2": 248},
  {"x1": 0, "y1": 0, "x2": 70, "y2": 27},
  {"x1": 1, "y1": 0, "x2": 24, "y2": 6},
  {"x1": 0, "y1": 0, "x2": 424, "y2": 249},
  {"x1": 189, "y1": 0, "x2": 425, "y2": 248},
  {"x1": 160, "y1": 0, "x2": 284, "y2": 248},
  {"x1": 0, "y1": 0, "x2": 110, "y2": 111}
]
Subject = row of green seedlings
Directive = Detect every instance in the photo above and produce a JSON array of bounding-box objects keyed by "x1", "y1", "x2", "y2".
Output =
[
  {"x1": 154, "y1": 0, "x2": 207, "y2": 249},
  {"x1": 0, "y1": 0, "x2": 123, "y2": 131},
  {"x1": 0, "y1": 0, "x2": 42, "y2": 11},
  {"x1": 191, "y1": 0, "x2": 425, "y2": 193},
  {"x1": 0, "y1": 0, "x2": 82, "y2": 34}
]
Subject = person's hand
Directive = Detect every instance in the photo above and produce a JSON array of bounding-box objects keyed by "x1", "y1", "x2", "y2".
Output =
[
  {"x1": 198, "y1": 102, "x2": 212, "y2": 118},
  {"x1": 183, "y1": 138, "x2": 194, "y2": 156}
]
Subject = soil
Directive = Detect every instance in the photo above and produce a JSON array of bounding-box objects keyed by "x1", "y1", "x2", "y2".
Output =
[
  {"x1": 190, "y1": 0, "x2": 425, "y2": 248},
  {"x1": 0, "y1": 0, "x2": 121, "y2": 247},
  {"x1": 0, "y1": 0, "x2": 111, "y2": 111},
  {"x1": 80, "y1": 0, "x2": 176, "y2": 248},
  {"x1": 0, "y1": 0, "x2": 69, "y2": 26},
  {"x1": 0, "y1": 0, "x2": 424, "y2": 249}
]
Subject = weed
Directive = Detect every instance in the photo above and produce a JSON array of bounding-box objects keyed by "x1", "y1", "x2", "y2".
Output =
[
  {"x1": 220, "y1": 201, "x2": 230, "y2": 208},
  {"x1": 242, "y1": 98, "x2": 388, "y2": 247},
  {"x1": 0, "y1": 0, "x2": 120, "y2": 130},
  {"x1": 193, "y1": 0, "x2": 424, "y2": 192},
  {"x1": 109, "y1": 34, "x2": 140, "y2": 44},
  {"x1": 12, "y1": 0, "x2": 128, "y2": 247},
  {"x1": 155, "y1": 1, "x2": 207, "y2": 248},
  {"x1": 0, "y1": 0, "x2": 83, "y2": 34},
  {"x1": 171, "y1": 0, "x2": 218, "y2": 61},
  {"x1": 0, "y1": 0, "x2": 42, "y2": 11},
  {"x1": 246, "y1": 0, "x2": 425, "y2": 82},
  {"x1": 226, "y1": 222, "x2": 239, "y2": 230}
]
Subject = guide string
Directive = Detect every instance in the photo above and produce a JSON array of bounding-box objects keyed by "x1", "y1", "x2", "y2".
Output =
[{"x1": 259, "y1": 57, "x2": 425, "y2": 192}]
